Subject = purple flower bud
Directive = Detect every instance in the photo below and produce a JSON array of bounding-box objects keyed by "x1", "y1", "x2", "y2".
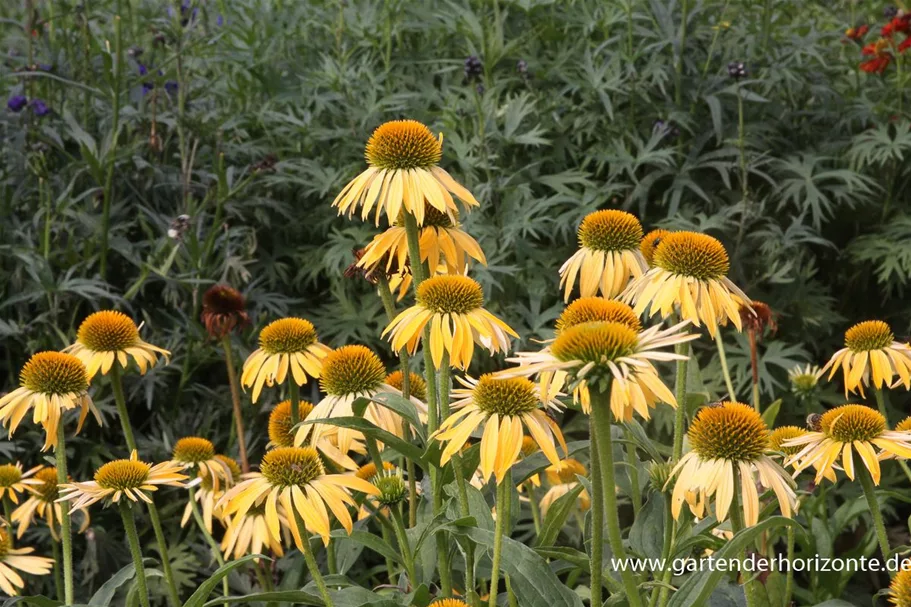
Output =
[
  {"x1": 138, "y1": 64, "x2": 149, "y2": 76},
  {"x1": 7, "y1": 95, "x2": 27, "y2": 113},
  {"x1": 165, "y1": 80, "x2": 178, "y2": 94},
  {"x1": 30, "y1": 99, "x2": 50, "y2": 117},
  {"x1": 217, "y1": 14, "x2": 224, "y2": 26}
]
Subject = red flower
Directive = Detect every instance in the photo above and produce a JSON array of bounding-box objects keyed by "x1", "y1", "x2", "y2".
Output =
[
  {"x1": 900, "y1": 36, "x2": 911, "y2": 53},
  {"x1": 860, "y1": 56, "x2": 892, "y2": 73},
  {"x1": 845, "y1": 24, "x2": 869, "y2": 41}
]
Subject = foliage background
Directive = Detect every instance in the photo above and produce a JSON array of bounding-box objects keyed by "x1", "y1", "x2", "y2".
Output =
[{"x1": 1, "y1": 0, "x2": 910, "y2": 603}]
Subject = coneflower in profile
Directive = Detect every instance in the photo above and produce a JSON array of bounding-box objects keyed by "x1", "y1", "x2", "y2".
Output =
[
  {"x1": 819, "y1": 320, "x2": 911, "y2": 397},
  {"x1": 0, "y1": 524, "x2": 54, "y2": 596},
  {"x1": 64, "y1": 311, "x2": 170, "y2": 378}
]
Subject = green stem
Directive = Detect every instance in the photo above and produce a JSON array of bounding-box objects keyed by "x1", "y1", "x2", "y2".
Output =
[
  {"x1": 589, "y1": 420, "x2": 604, "y2": 607},
  {"x1": 289, "y1": 380, "x2": 301, "y2": 427},
  {"x1": 527, "y1": 483, "x2": 542, "y2": 535},
  {"x1": 390, "y1": 506, "x2": 418, "y2": 585},
  {"x1": 488, "y1": 472, "x2": 510, "y2": 607},
  {"x1": 326, "y1": 540, "x2": 338, "y2": 575},
  {"x1": 99, "y1": 15, "x2": 123, "y2": 279},
  {"x1": 120, "y1": 501, "x2": 151, "y2": 607},
  {"x1": 148, "y1": 501, "x2": 182, "y2": 607},
  {"x1": 506, "y1": 574, "x2": 519, "y2": 607},
  {"x1": 624, "y1": 427, "x2": 642, "y2": 517},
  {"x1": 380, "y1": 523, "x2": 397, "y2": 584},
  {"x1": 56, "y1": 422, "x2": 74, "y2": 604},
  {"x1": 292, "y1": 509, "x2": 335, "y2": 607},
  {"x1": 649, "y1": 497, "x2": 677, "y2": 607},
  {"x1": 110, "y1": 363, "x2": 138, "y2": 452},
  {"x1": 783, "y1": 526, "x2": 795, "y2": 607},
  {"x1": 591, "y1": 392, "x2": 643, "y2": 607},
  {"x1": 729, "y1": 467, "x2": 757, "y2": 607},
  {"x1": 874, "y1": 388, "x2": 890, "y2": 426},
  {"x1": 222, "y1": 336, "x2": 250, "y2": 473},
  {"x1": 672, "y1": 343, "x2": 689, "y2": 461},
  {"x1": 715, "y1": 330, "x2": 737, "y2": 401},
  {"x1": 51, "y1": 535, "x2": 64, "y2": 602},
  {"x1": 674, "y1": 0, "x2": 690, "y2": 109},
  {"x1": 856, "y1": 453, "x2": 892, "y2": 570},
  {"x1": 189, "y1": 486, "x2": 229, "y2": 601}
]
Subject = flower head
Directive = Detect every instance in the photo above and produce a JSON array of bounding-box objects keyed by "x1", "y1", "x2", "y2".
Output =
[
  {"x1": 788, "y1": 364, "x2": 820, "y2": 397},
  {"x1": 555, "y1": 297, "x2": 641, "y2": 334},
  {"x1": 541, "y1": 458, "x2": 590, "y2": 515},
  {"x1": 268, "y1": 400, "x2": 314, "y2": 448},
  {"x1": 891, "y1": 562, "x2": 911, "y2": 607},
  {"x1": 241, "y1": 317, "x2": 332, "y2": 402},
  {"x1": 332, "y1": 119, "x2": 478, "y2": 226},
  {"x1": 374, "y1": 469, "x2": 407, "y2": 507},
  {"x1": 180, "y1": 455, "x2": 240, "y2": 532},
  {"x1": 171, "y1": 437, "x2": 235, "y2": 491},
  {"x1": 7, "y1": 95, "x2": 27, "y2": 113},
  {"x1": 383, "y1": 275, "x2": 517, "y2": 370},
  {"x1": 200, "y1": 285, "x2": 250, "y2": 339},
  {"x1": 0, "y1": 524, "x2": 54, "y2": 596},
  {"x1": 669, "y1": 402, "x2": 796, "y2": 526},
  {"x1": 385, "y1": 370, "x2": 427, "y2": 402},
  {"x1": 12, "y1": 467, "x2": 90, "y2": 540},
  {"x1": 622, "y1": 231, "x2": 749, "y2": 337},
  {"x1": 0, "y1": 464, "x2": 42, "y2": 505},
  {"x1": 819, "y1": 320, "x2": 911, "y2": 396},
  {"x1": 640, "y1": 229, "x2": 670, "y2": 267},
  {"x1": 0, "y1": 352, "x2": 99, "y2": 451},
  {"x1": 65, "y1": 311, "x2": 170, "y2": 378}
]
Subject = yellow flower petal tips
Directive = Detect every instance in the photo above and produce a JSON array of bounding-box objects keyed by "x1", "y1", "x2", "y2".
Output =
[
  {"x1": 819, "y1": 320, "x2": 911, "y2": 397},
  {"x1": 64, "y1": 311, "x2": 170, "y2": 379}
]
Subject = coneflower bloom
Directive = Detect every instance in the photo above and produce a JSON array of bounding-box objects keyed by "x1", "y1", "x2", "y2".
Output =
[
  {"x1": 0, "y1": 525, "x2": 54, "y2": 596},
  {"x1": 384, "y1": 370, "x2": 427, "y2": 402},
  {"x1": 0, "y1": 352, "x2": 99, "y2": 451},
  {"x1": 332, "y1": 119, "x2": 479, "y2": 226},
  {"x1": 784, "y1": 405, "x2": 911, "y2": 484},
  {"x1": 768, "y1": 426, "x2": 835, "y2": 482},
  {"x1": 640, "y1": 228, "x2": 671, "y2": 268},
  {"x1": 298, "y1": 345, "x2": 424, "y2": 455},
  {"x1": 669, "y1": 402, "x2": 796, "y2": 527},
  {"x1": 171, "y1": 437, "x2": 235, "y2": 491},
  {"x1": 180, "y1": 455, "x2": 241, "y2": 532},
  {"x1": 241, "y1": 317, "x2": 332, "y2": 402},
  {"x1": 788, "y1": 364, "x2": 821, "y2": 397},
  {"x1": 357, "y1": 207, "x2": 486, "y2": 278},
  {"x1": 819, "y1": 321, "x2": 911, "y2": 397},
  {"x1": 268, "y1": 400, "x2": 360, "y2": 470},
  {"x1": 890, "y1": 561, "x2": 911, "y2": 607},
  {"x1": 354, "y1": 461, "x2": 397, "y2": 519},
  {"x1": 554, "y1": 297, "x2": 642, "y2": 334},
  {"x1": 502, "y1": 320, "x2": 695, "y2": 421},
  {"x1": 58, "y1": 451, "x2": 188, "y2": 510},
  {"x1": 12, "y1": 468, "x2": 89, "y2": 540},
  {"x1": 541, "y1": 458, "x2": 591, "y2": 515},
  {"x1": 559, "y1": 210, "x2": 647, "y2": 301},
  {"x1": 217, "y1": 447, "x2": 379, "y2": 547},
  {"x1": 200, "y1": 284, "x2": 250, "y2": 339},
  {"x1": 432, "y1": 375, "x2": 567, "y2": 484},
  {"x1": 221, "y1": 499, "x2": 290, "y2": 560},
  {"x1": 622, "y1": 231, "x2": 751, "y2": 337},
  {"x1": 0, "y1": 464, "x2": 43, "y2": 505},
  {"x1": 64, "y1": 310, "x2": 170, "y2": 378},
  {"x1": 383, "y1": 275, "x2": 517, "y2": 370}
]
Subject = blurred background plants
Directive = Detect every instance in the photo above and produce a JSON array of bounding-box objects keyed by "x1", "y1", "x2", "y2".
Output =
[{"x1": 1, "y1": 0, "x2": 910, "y2": 604}]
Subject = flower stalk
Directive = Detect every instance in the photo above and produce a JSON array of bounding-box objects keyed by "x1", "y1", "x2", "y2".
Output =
[
  {"x1": 488, "y1": 470, "x2": 511, "y2": 607},
  {"x1": 148, "y1": 501, "x2": 182, "y2": 607},
  {"x1": 856, "y1": 453, "x2": 892, "y2": 569},
  {"x1": 589, "y1": 421, "x2": 604, "y2": 607},
  {"x1": 56, "y1": 422, "x2": 74, "y2": 604},
  {"x1": 110, "y1": 363, "x2": 138, "y2": 452},
  {"x1": 292, "y1": 509, "x2": 335, "y2": 607},
  {"x1": 221, "y1": 336, "x2": 250, "y2": 473},
  {"x1": 715, "y1": 330, "x2": 737, "y2": 401},
  {"x1": 672, "y1": 342, "x2": 689, "y2": 461},
  {"x1": 119, "y1": 501, "x2": 152, "y2": 607}
]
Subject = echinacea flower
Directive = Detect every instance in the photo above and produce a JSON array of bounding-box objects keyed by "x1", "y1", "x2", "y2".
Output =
[
  {"x1": 503, "y1": 320, "x2": 695, "y2": 421},
  {"x1": 64, "y1": 310, "x2": 170, "y2": 378},
  {"x1": 669, "y1": 402, "x2": 796, "y2": 526},
  {"x1": 12, "y1": 468, "x2": 90, "y2": 540},
  {"x1": 768, "y1": 426, "x2": 835, "y2": 482},
  {"x1": 559, "y1": 210, "x2": 647, "y2": 301},
  {"x1": 58, "y1": 450, "x2": 188, "y2": 511},
  {"x1": 0, "y1": 525, "x2": 54, "y2": 596},
  {"x1": 432, "y1": 374, "x2": 567, "y2": 484},
  {"x1": 891, "y1": 561, "x2": 911, "y2": 607},
  {"x1": 268, "y1": 400, "x2": 360, "y2": 470},
  {"x1": 200, "y1": 285, "x2": 250, "y2": 339},
  {"x1": 554, "y1": 297, "x2": 642, "y2": 334},
  {"x1": 383, "y1": 275, "x2": 517, "y2": 370},
  {"x1": 357, "y1": 207, "x2": 486, "y2": 278},
  {"x1": 299, "y1": 345, "x2": 423, "y2": 455},
  {"x1": 354, "y1": 462, "x2": 400, "y2": 519},
  {"x1": 220, "y1": 498, "x2": 290, "y2": 560},
  {"x1": 171, "y1": 437, "x2": 235, "y2": 491},
  {"x1": 180, "y1": 455, "x2": 241, "y2": 532},
  {"x1": 819, "y1": 320, "x2": 911, "y2": 397},
  {"x1": 241, "y1": 318, "x2": 332, "y2": 402},
  {"x1": 622, "y1": 231, "x2": 751, "y2": 337},
  {"x1": 431, "y1": 600, "x2": 469, "y2": 607},
  {"x1": 788, "y1": 363, "x2": 820, "y2": 397},
  {"x1": 384, "y1": 370, "x2": 428, "y2": 402},
  {"x1": 640, "y1": 229, "x2": 670, "y2": 268},
  {"x1": 332, "y1": 119, "x2": 479, "y2": 226},
  {"x1": 217, "y1": 446, "x2": 379, "y2": 547},
  {"x1": 0, "y1": 352, "x2": 99, "y2": 451},
  {"x1": 784, "y1": 404, "x2": 911, "y2": 484},
  {"x1": 0, "y1": 464, "x2": 42, "y2": 505},
  {"x1": 541, "y1": 458, "x2": 590, "y2": 515}
]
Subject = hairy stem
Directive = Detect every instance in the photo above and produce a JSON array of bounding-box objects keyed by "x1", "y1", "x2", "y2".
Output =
[
  {"x1": 222, "y1": 336, "x2": 249, "y2": 472},
  {"x1": 293, "y1": 510, "x2": 335, "y2": 607},
  {"x1": 110, "y1": 363, "x2": 137, "y2": 452},
  {"x1": 148, "y1": 501, "x2": 182, "y2": 607},
  {"x1": 488, "y1": 471, "x2": 510, "y2": 607},
  {"x1": 856, "y1": 454, "x2": 892, "y2": 571},
  {"x1": 120, "y1": 501, "x2": 151, "y2": 607},
  {"x1": 672, "y1": 343, "x2": 689, "y2": 461},
  {"x1": 589, "y1": 420, "x2": 604, "y2": 607},
  {"x1": 714, "y1": 329, "x2": 737, "y2": 401},
  {"x1": 56, "y1": 423, "x2": 74, "y2": 604}
]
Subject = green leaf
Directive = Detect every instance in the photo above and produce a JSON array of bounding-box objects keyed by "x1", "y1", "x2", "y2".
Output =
[
  {"x1": 202, "y1": 591, "x2": 322, "y2": 606},
  {"x1": 370, "y1": 392, "x2": 427, "y2": 443},
  {"x1": 184, "y1": 554, "x2": 264, "y2": 607},
  {"x1": 413, "y1": 515, "x2": 476, "y2": 555},
  {"x1": 512, "y1": 440, "x2": 589, "y2": 485},
  {"x1": 297, "y1": 416, "x2": 427, "y2": 467},
  {"x1": 446, "y1": 482, "x2": 494, "y2": 532},
  {"x1": 667, "y1": 517, "x2": 802, "y2": 607},
  {"x1": 455, "y1": 527, "x2": 585, "y2": 607},
  {"x1": 628, "y1": 493, "x2": 666, "y2": 560},
  {"x1": 329, "y1": 529, "x2": 403, "y2": 566},
  {"x1": 536, "y1": 483, "x2": 585, "y2": 548},
  {"x1": 623, "y1": 420, "x2": 666, "y2": 461},
  {"x1": 88, "y1": 561, "x2": 138, "y2": 606},
  {"x1": 534, "y1": 546, "x2": 590, "y2": 571},
  {"x1": 760, "y1": 399, "x2": 782, "y2": 428},
  {"x1": 810, "y1": 602, "x2": 860, "y2": 607},
  {"x1": 1, "y1": 597, "x2": 63, "y2": 607}
]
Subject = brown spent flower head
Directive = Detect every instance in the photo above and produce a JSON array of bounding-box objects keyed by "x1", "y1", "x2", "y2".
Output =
[
  {"x1": 741, "y1": 300, "x2": 776, "y2": 335},
  {"x1": 384, "y1": 370, "x2": 427, "y2": 402},
  {"x1": 200, "y1": 284, "x2": 249, "y2": 339},
  {"x1": 268, "y1": 400, "x2": 315, "y2": 447},
  {"x1": 640, "y1": 229, "x2": 670, "y2": 267}
]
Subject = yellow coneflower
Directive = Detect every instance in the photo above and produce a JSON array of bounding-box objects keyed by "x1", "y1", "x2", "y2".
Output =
[
  {"x1": 640, "y1": 229, "x2": 670, "y2": 267},
  {"x1": 384, "y1": 370, "x2": 428, "y2": 402},
  {"x1": 354, "y1": 462, "x2": 398, "y2": 520},
  {"x1": 0, "y1": 352, "x2": 99, "y2": 451},
  {"x1": 669, "y1": 402, "x2": 796, "y2": 527},
  {"x1": 300, "y1": 345, "x2": 424, "y2": 455},
  {"x1": 622, "y1": 231, "x2": 751, "y2": 337},
  {"x1": 432, "y1": 375, "x2": 566, "y2": 484},
  {"x1": 520, "y1": 435, "x2": 542, "y2": 487},
  {"x1": 200, "y1": 285, "x2": 250, "y2": 339},
  {"x1": 180, "y1": 455, "x2": 241, "y2": 532},
  {"x1": 171, "y1": 437, "x2": 235, "y2": 491},
  {"x1": 502, "y1": 320, "x2": 695, "y2": 421},
  {"x1": 267, "y1": 400, "x2": 360, "y2": 470},
  {"x1": 788, "y1": 363, "x2": 820, "y2": 397},
  {"x1": 819, "y1": 320, "x2": 911, "y2": 397},
  {"x1": 241, "y1": 318, "x2": 332, "y2": 403},
  {"x1": 891, "y1": 562, "x2": 911, "y2": 607},
  {"x1": 332, "y1": 119, "x2": 479, "y2": 226},
  {"x1": 217, "y1": 447, "x2": 379, "y2": 547},
  {"x1": 12, "y1": 468, "x2": 89, "y2": 540},
  {"x1": 559, "y1": 210, "x2": 647, "y2": 301},
  {"x1": 64, "y1": 311, "x2": 170, "y2": 378},
  {"x1": 220, "y1": 499, "x2": 290, "y2": 560},
  {"x1": 57, "y1": 451, "x2": 188, "y2": 511},
  {"x1": 357, "y1": 207, "x2": 486, "y2": 278},
  {"x1": 784, "y1": 405, "x2": 911, "y2": 484},
  {"x1": 898, "y1": 416, "x2": 911, "y2": 433},
  {"x1": 383, "y1": 275, "x2": 517, "y2": 370},
  {"x1": 554, "y1": 297, "x2": 642, "y2": 334},
  {"x1": 0, "y1": 525, "x2": 54, "y2": 596},
  {"x1": 541, "y1": 459, "x2": 591, "y2": 515},
  {"x1": 431, "y1": 600, "x2": 469, "y2": 607},
  {"x1": 0, "y1": 464, "x2": 42, "y2": 505},
  {"x1": 768, "y1": 426, "x2": 836, "y2": 482}
]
